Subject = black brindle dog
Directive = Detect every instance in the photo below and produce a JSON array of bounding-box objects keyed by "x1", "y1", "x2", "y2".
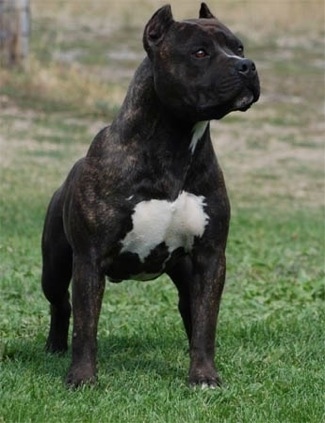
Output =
[{"x1": 41, "y1": 3, "x2": 260, "y2": 388}]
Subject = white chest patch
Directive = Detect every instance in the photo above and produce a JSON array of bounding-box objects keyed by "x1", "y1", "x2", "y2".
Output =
[
  {"x1": 121, "y1": 191, "x2": 209, "y2": 262},
  {"x1": 190, "y1": 121, "x2": 209, "y2": 154}
]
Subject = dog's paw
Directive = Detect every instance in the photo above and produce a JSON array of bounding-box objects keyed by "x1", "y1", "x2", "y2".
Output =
[
  {"x1": 66, "y1": 364, "x2": 96, "y2": 389},
  {"x1": 45, "y1": 338, "x2": 68, "y2": 355},
  {"x1": 189, "y1": 377, "x2": 222, "y2": 390},
  {"x1": 188, "y1": 366, "x2": 222, "y2": 389}
]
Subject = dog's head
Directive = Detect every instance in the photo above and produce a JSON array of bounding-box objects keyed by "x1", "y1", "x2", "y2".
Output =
[{"x1": 143, "y1": 3, "x2": 260, "y2": 122}]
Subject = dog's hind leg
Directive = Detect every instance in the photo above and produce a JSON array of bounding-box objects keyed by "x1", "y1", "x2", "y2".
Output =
[{"x1": 41, "y1": 191, "x2": 72, "y2": 353}]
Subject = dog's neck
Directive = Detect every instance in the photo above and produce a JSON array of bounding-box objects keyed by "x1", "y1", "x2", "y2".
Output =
[{"x1": 110, "y1": 57, "x2": 208, "y2": 155}]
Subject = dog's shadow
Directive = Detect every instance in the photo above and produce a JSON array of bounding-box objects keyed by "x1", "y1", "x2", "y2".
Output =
[
  {"x1": 3, "y1": 331, "x2": 187, "y2": 387},
  {"x1": 98, "y1": 332, "x2": 187, "y2": 382}
]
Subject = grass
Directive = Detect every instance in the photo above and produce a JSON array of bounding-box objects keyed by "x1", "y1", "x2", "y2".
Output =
[
  {"x1": 1, "y1": 203, "x2": 324, "y2": 422},
  {"x1": 0, "y1": 1, "x2": 324, "y2": 422},
  {"x1": 1, "y1": 201, "x2": 324, "y2": 422}
]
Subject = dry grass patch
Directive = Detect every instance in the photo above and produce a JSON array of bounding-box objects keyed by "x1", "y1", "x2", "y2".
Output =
[{"x1": 31, "y1": 0, "x2": 324, "y2": 34}]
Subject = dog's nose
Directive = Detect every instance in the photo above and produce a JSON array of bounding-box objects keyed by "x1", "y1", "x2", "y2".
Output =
[{"x1": 235, "y1": 58, "x2": 256, "y2": 76}]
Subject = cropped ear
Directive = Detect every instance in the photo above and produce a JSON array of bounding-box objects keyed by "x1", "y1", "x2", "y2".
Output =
[
  {"x1": 143, "y1": 5, "x2": 174, "y2": 58},
  {"x1": 199, "y1": 3, "x2": 216, "y2": 19}
]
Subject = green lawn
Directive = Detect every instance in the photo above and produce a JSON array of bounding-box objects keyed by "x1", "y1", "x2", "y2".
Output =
[
  {"x1": 1, "y1": 194, "x2": 324, "y2": 422},
  {"x1": 1, "y1": 1, "x2": 324, "y2": 422}
]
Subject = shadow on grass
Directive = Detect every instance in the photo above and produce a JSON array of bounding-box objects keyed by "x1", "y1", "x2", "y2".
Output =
[{"x1": 2, "y1": 330, "x2": 188, "y2": 387}]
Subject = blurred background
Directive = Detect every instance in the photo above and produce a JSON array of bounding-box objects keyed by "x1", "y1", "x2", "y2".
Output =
[{"x1": 1, "y1": 0, "x2": 324, "y2": 208}]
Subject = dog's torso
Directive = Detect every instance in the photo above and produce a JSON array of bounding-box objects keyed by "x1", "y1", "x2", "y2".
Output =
[{"x1": 60, "y1": 71, "x2": 229, "y2": 281}]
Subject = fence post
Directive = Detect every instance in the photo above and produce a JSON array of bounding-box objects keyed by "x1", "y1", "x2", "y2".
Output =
[{"x1": 0, "y1": 0, "x2": 30, "y2": 67}]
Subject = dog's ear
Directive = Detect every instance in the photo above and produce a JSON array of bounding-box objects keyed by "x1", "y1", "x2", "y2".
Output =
[
  {"x1": 199, "y1": 3, "x2": 216, "y2": 19},
  {"x1": 143, "y1": 5, "x2": 174, "y2": 58}
]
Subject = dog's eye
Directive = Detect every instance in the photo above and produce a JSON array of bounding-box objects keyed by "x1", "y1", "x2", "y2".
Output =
[
  {"x1": 237, "y1": 45, "x2": 244, "y2": 54},
  {"x1": 193, "y1": 49, "x2": 208, "y2": 59}
]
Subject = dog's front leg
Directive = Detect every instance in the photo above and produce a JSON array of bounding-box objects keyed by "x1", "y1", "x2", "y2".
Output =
[
  {"x1": 188, "y1": 249, "x2": 226, "y2": 388},
  {"x1": 66, "y1": 254, "x2": 105, "y2": 388}
]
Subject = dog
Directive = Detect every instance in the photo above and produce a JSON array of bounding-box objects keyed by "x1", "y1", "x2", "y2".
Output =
[{"x1": 41, "y1": 3, "x2": 260, "y2": 388}]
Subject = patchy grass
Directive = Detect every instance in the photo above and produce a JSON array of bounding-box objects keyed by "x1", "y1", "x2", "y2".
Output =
[{"x1": 0, "y1": 1, "x2": 324, "y2": 422}]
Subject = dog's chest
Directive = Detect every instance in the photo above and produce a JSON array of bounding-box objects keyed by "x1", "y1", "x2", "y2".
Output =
[
  {"x1": 108, "y1": 191, "x2": 209, "y2": 281},
  {"x1": 122, "y1": 191, "x2": 209, "y2": 258}
]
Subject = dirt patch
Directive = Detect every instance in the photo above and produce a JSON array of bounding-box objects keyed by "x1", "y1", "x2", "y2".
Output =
[{"x1": 211, "y1": 106, "x2": 324, "y2": 209}]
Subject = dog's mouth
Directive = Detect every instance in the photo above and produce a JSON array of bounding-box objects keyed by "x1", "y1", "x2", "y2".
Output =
[
  {"x1": 229, "y1": 80, "x2": 261, "y2": 112},
  {"x1": 232, "y1": 92, "x2": 255, "y2": 112},
  {"x1": 197, "y1": 84, "x2": 260, "y2": 120}
]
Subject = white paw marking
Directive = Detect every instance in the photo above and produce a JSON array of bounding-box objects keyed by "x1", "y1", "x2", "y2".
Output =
[
  {"x1": 201, "y1": 383, "x2": 216, "y2": 390},
  {"x1": 121, "y1": 191, "x2": 209, "y2": 262}
]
